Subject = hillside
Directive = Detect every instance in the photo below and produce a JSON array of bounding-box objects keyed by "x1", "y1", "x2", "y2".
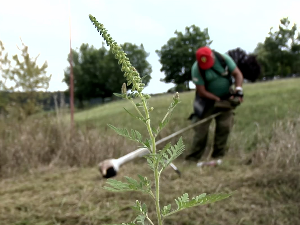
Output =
[{"x1": 0, "y1": 78, "x2": 300, "y2": 225}]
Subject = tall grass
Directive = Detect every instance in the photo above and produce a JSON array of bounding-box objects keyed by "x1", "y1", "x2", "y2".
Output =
[
  {"x1": 0, "y1": 78, "x2": 299, "y2": 178},
  {"x1": 0, "y1": 79, "x2": 300, "y2": 225},
  {"x1": 0, "y1": 95, "x2": 132, "y2": 178}
]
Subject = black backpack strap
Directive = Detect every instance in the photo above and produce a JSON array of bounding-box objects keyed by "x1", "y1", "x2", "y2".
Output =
[
  {"x1": 213, "y1": 51, "x2": 226, "y2": 67},
  {"x1": 198, "y1": 64, "x2": 207, "y2": 89},
  {"x1": 212, "y1": 51, "x2": 232, "y2": 85},
  {"x1": 197, "y1": 51, "x2": 232, "y2": 86}
]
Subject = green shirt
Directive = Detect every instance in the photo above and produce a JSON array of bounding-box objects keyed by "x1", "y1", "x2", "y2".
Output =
[{"x1": 191, "y1": 53, "x2": 237, "y2": 97}]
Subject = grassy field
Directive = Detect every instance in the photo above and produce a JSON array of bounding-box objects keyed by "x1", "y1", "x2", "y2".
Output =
[{"x1": 0, "y1": 78, "x2": 300, "y2": 225}]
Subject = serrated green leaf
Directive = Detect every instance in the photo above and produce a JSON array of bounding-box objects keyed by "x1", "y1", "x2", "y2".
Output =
[
  {"x1": 104, "y1": 176, "x2": 151, "y2": 194},
  {"x1": 103, "y1": 179, "x2": 131, "y2": 192},
  {"x1": 131, "y1": 129, "x2": 142, "y2": 143},
  {"x1": 123, "y1": 108, "x2": 145, "y2": 123},
  {"x1": 107, "y1": 124, "x2": 144, "y2": 144},
  {"x1": 142, "y1": 139, "x2": 151, "y2": 149},
  {"x1": 107, "y1": 124, "x2": 129, "y2": 136},
  {"x1": 154, "y1": 119, "x2": 170, "y2": 137},
  {"x1": 125, "y1": 176, "x2": 140, "y2": 188},
  {"x1": 175, "y1": 193, "x2": 190, "y2": 209},
  {"x1": 163, "y1": 192, "x2": 232, "y2": 217},
  {"x1": 162, "y1": 204, "x2": 172, "y2": 215},
  {"x1": 132, "y1": 200, "x2": 142, "y2": 213},
  {"x1": 177, "y1": 192, "x2": 231, "y2": 209},
  {"x1": 154, "y1": 95, "x2": 181, "y2": 136},
  {"x1": 144, "y1": 153, "x2": 158, "y2": 171},
  {"x1": 158, "y1": 137, "x2": 185, "y2": 172},
  {"x1": 133, "y1": 215, "x2": 146, "y2": 225},
  {"x1": 131, "y1": 201, "x2": 148, "y2": 225},
  {"x1": 142, "y1": 203, "x2": 147, "y2": 213},
  {"x1": 145, "y1": 157, "x2": 155, "y2": 171},
  {"x1": 137, "y1": 174, "x2": 151, "y2": 188},
  {"x1": 157, "y1": 142, "x2": 171, "y2": 169}
]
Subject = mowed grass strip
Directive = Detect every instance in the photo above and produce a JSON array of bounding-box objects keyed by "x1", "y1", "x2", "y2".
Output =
[{"x1": 0, "y1": 161, "x2": 299, "y2": 225}]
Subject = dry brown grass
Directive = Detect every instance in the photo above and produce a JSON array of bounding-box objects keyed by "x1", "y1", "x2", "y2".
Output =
[
  {"x1": 249, "y1": 117, "x2": 300, "y2": 170},
  {"x1": 0, "y1": 114, "x2": 299, "y2": 224},
  {"x1": 0, "y1": 79, "x2": 300, "y2": 224},
  {"x1": 0, "y1": 160, "x2": 299, "y2": 225},
  {"x1": 0, "y1": 115, "x2": 138, "y2": 178}
]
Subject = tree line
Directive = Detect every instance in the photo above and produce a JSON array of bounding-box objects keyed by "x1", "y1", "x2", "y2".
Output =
[
  {"x1": 64, "y1": 17, "x2": 300, "y2": 101},
  {"x1": 1, "y1": 17, "x2": 300, "y2": 117},
  {"x1": 63, "y1": 42, "x2": 152, "y2": 108}
]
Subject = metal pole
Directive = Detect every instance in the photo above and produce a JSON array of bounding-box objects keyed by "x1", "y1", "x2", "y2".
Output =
[
  {"x1": 98, "y1": 112, "x2": 222, "y2": 178},
  {"x1": 155, "y1": 112, "x2": 222, "y2": 146},
  {"x1": 68, "y1": 0, "x2": 74, "y2": 127}
]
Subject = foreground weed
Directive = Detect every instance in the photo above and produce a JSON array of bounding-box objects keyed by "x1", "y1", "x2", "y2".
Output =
[{"x1": 89, "y1": 15, "x2": 231, "y2": 225}]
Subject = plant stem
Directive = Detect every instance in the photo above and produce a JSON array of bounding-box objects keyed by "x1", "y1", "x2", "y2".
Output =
[
  {"x1": 154, "y1": 168, "x2": 163, "y2": 225},
  {"x1": 140, "y1": 96, "x2": 155, "y2": 146},
  {"x1": 130, "y1": 99, "x2": 145, "y2": 120},
  {"x1": 146, "y1": 215, "x2": 155, "y2": 225},
  {"x1": 140, "y1": 93, "x2": 163, "y2": 225},
  {"x1": 160, "y1": 110, "x2": 170, "y2": 126}
]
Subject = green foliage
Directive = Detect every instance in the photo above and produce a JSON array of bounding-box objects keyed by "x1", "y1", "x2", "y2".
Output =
[
  {"x1": 254, "y1": 17, "x2": 300, "y2": 78},
  {"x1": 153, "y1": 92, "x2": 180, "y2": 137},
  {"x1": 145, "y1": 137, "x2": 185, "y2": 173},
  {"x1": 0, "y1": 41, "x2": 10, "y2": 113},
  {"x1": 104, "y1": 175, "x2": 152, "y2": 194},
  {"x1": 162, "y1": 193, "x2": 232, "y2": 217},
  {"x1": 0, "y1": 39, "x2": 51, "y2": 118},
  {"x1": 123, "y1": 107, "x2": 146, "y2": 124},
  {"x1": 131, "y1": 201, "x2": 149, "y2": 224},
  {"x1": 111, "y1": 201, "x2": 152, "y2": 225},
  {"x1": 0, "y1": 41, "x2": 10, "y2": 91},
  {"x1": 107, "y1": 125, "x2": 143, "y2": 144},
  {"x1": 156, "y1": 25, "x2": 212, "y2": 89},
  {"x1": 63, "y1": 42, "x2": 152, "y2": 107},
  {"x1": 227, "y1": 48, "x2": 261, "y2": 82},
  {"x1": 159, "y1": 137, "x2": 185, "y2": 171},
  {"x1": 89, "y1": 14, "x2": 230, "y2": 225},
  {"x1": 10, "y1": 40, "x2": 51, "y2": 92}
]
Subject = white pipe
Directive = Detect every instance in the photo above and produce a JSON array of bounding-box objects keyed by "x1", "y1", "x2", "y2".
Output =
[
  {"x1": 99, "y1": 112, "x2": 222, "y2": 178},
  {"x1": 99, "y1": 148, "x2": 149, "y2": 178}
]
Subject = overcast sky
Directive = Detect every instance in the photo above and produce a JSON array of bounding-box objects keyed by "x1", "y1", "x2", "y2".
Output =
[{"x1": 1, "y1": 0, "x2": 299, "y2": 94}]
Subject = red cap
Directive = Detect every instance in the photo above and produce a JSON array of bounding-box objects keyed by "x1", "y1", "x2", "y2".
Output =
[{"x1": 196, "y1": 47, "x2": 214, "y2": 69}]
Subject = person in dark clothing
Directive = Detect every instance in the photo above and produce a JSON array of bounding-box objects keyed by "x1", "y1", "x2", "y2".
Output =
[{"x1": 185, "y1": 46, "x2": 244, "y2": 162}]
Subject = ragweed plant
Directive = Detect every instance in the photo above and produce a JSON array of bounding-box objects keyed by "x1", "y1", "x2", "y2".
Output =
[{"x1": 89, "y1": 14, "x2": 231, "y2": 225}]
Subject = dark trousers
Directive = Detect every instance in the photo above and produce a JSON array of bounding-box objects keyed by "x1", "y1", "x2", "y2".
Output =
[{"x1": 185, "y1": 102, "x2": 234, "y2": 161}]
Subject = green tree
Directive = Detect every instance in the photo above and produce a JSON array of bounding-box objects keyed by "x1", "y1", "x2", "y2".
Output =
[
  {"x1": 64, "y1": 44, "x2": 108, "y2": 108},
  {"x1": 0, "y1": 41, "x2": 10, "y2": 89},
  {"x1": 156, "y1": 25, "x2": 212, "y2": 89},
  {"x1": 227, "y1": 47, "x2": 261, "y2": 82},
  {"x1": 0, "y1": 41, "x2": 11, "y2": 113},
  {"x1": 64, "y1": 42, "x2": 152, "y2": 107},
  {"x1": 0, "y1": 39, "x2": 51, "y2": 118},
  {"x1": 254, "y1": 17, "x2": 300, "y2": 78}
]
